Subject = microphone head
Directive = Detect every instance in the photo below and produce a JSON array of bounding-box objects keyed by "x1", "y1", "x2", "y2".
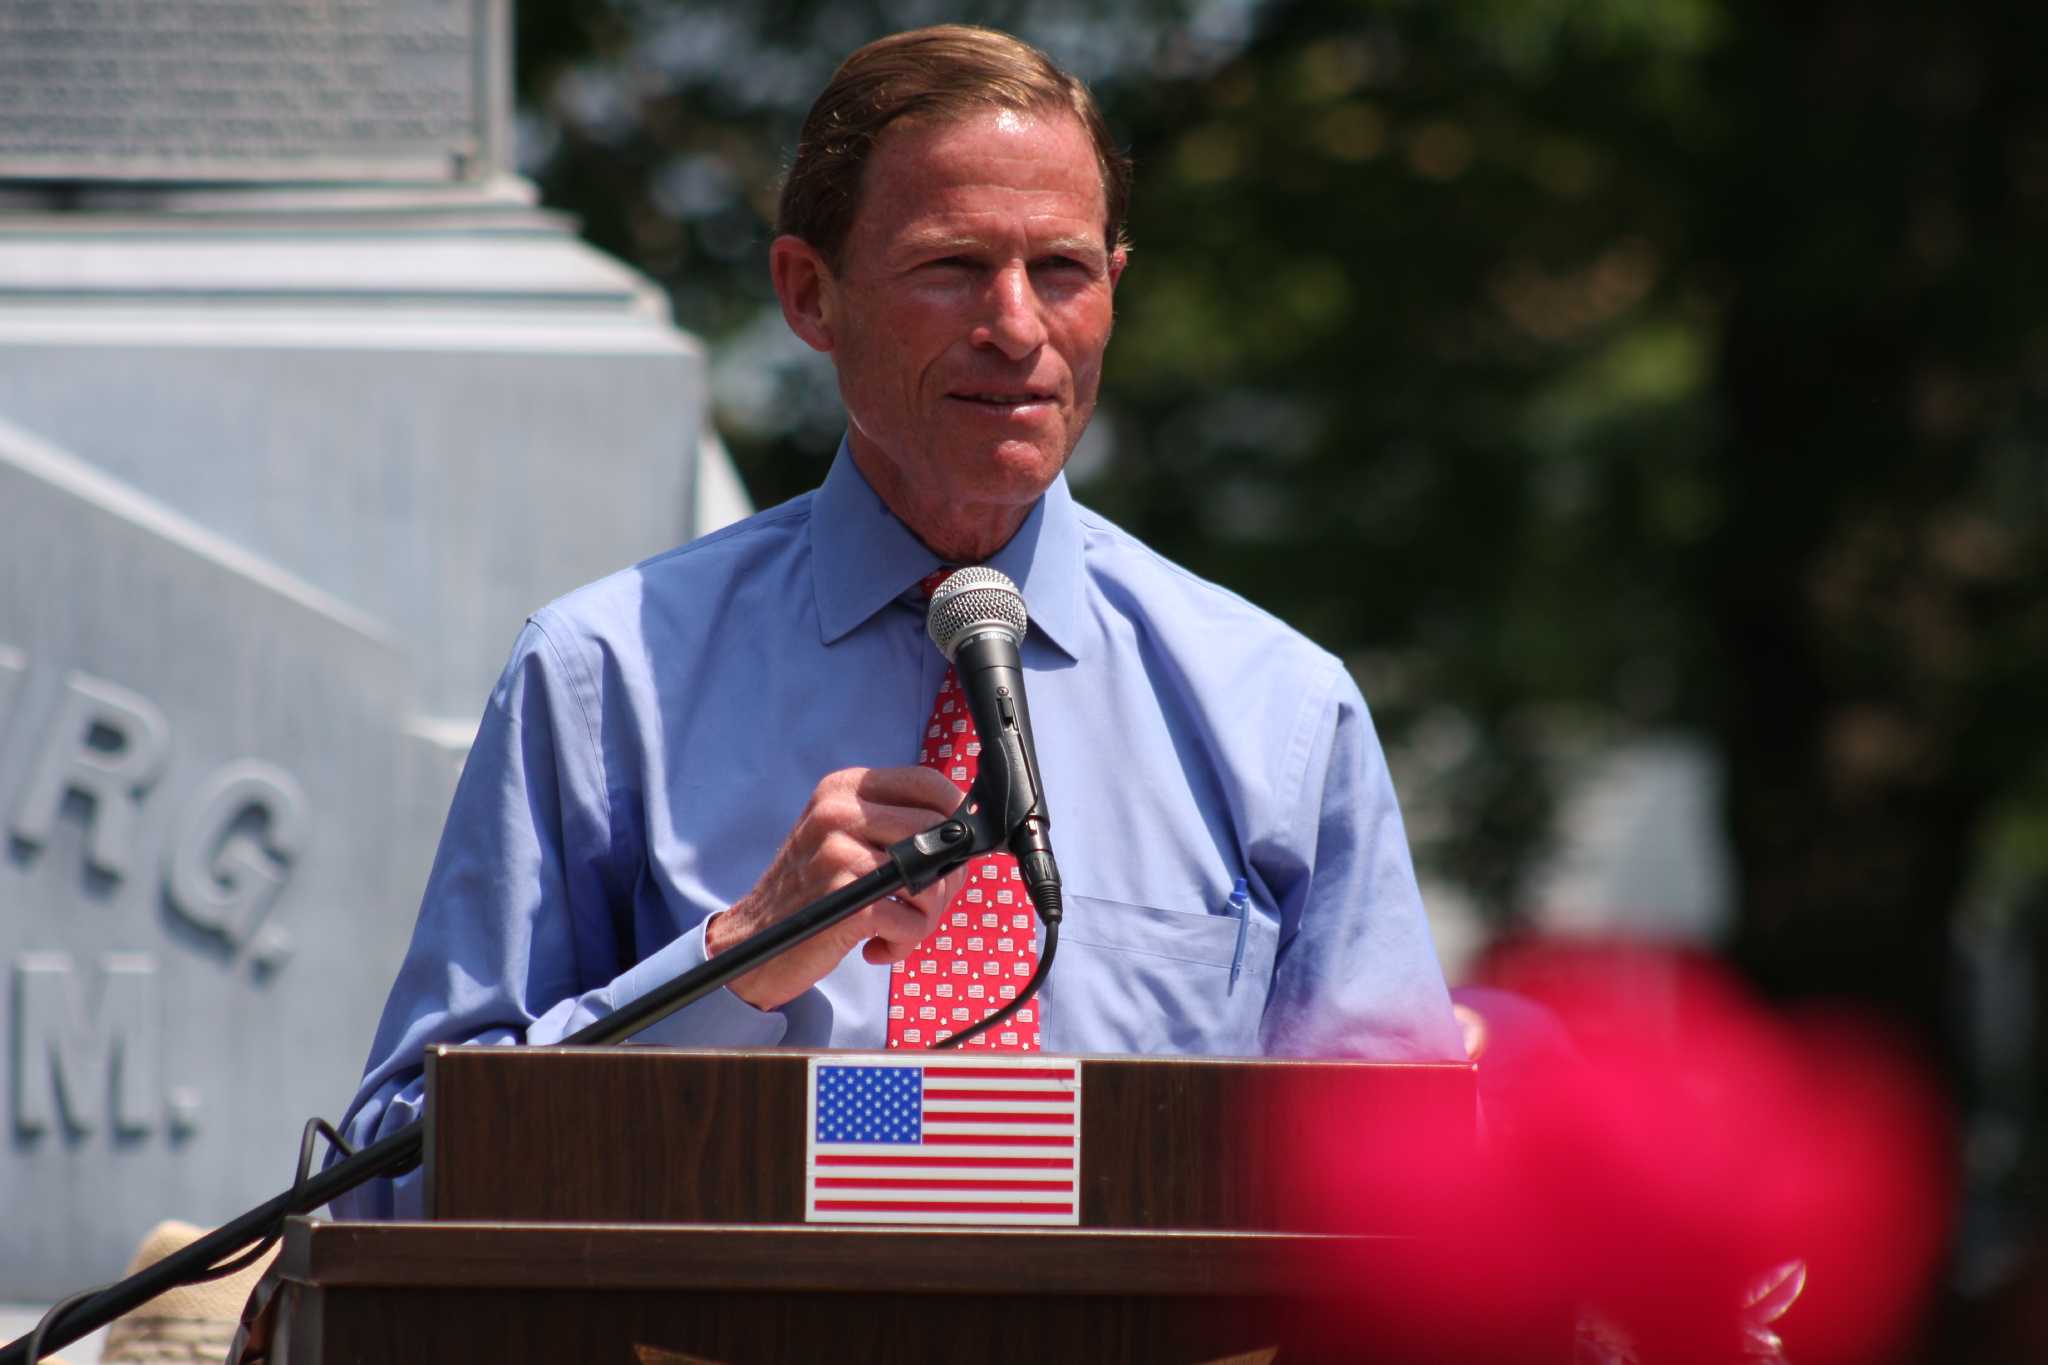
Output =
[{"x1": 927, "y1": 566, "x2": 1027, "y2": 661}]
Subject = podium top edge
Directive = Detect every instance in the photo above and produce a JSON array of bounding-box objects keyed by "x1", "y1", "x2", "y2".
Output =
[
  {"x1": 280, "y1": 1218, "x2": 1419, "y2": 1296},
  {"x1": 423, "y1": 1043, "x2": 1475, "y2": 1072}
]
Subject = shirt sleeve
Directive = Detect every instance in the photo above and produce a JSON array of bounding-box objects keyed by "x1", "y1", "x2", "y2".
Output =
[
  {"x1": 1259, "y1": 662, "x2": 1464, "y2": 1061},
  {"x1": 327, "y1": 619, "x2": 789, "y2": 1219}
]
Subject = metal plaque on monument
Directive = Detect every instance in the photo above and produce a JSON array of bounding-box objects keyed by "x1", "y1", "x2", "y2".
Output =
[
  {"x1": 0, "y1": 0, "x2": 746, "y2": 1304},
  {"x1": 0, "y1": 0, "x2": 506, "y2": 183}
]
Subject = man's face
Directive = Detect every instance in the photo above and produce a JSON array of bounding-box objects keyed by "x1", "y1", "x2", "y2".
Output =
[{"x1": 799, "y1": 107, "x2": 1124, "y2": 561}]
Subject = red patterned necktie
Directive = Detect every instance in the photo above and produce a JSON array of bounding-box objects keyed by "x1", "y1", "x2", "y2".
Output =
[{"x1": 884, "y1": 572, "x2": 1042, "y2": 1051}]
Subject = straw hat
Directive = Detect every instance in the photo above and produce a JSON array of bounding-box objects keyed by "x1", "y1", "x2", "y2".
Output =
[{"x1": 98, "y1": 1221, "x2": 277, "y2": 1363}]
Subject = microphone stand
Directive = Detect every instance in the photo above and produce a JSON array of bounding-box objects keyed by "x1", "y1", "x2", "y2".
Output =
[{"x1": 1, "y1": 811, "x2": 988, "y2": 1365}]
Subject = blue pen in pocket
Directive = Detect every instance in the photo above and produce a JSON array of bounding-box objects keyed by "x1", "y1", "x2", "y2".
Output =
[{"x1": 1226, "y1": 876, "x2": 1250, "y2": 991}]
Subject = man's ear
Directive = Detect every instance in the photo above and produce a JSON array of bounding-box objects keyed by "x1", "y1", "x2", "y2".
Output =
[
  {"x1": 770, "y1": 235, "x2": 838, "y2": 353},
  {"x1": 1108, "y1": 244, "x2": 1128, "y2": 291}
]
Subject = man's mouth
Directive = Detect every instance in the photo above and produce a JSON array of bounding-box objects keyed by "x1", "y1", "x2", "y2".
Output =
[{"x1": 951, "y1": 390, "x2": 1055, "y2": 406}]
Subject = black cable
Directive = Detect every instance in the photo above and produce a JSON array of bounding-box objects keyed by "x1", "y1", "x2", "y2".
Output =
[
  {"x1": 21, "y1": 1287, "x2": 96, "y2": 1365},
  {"x1": 932, "y1": 922, "x2": 1058, "y2": 1049},
  {"x1": 193, "y1": 1118, "x2": 359, "y2": 1286},
  {"x1": 297, "y1": 1118, "x2": 357, "y2": 1184},
  {"x1": 187, "y1": 1231, "x2": 274, "y2": 1286},
  {"x1": 12, "y1": 1114, "x2": 364, "y2": 1361}
]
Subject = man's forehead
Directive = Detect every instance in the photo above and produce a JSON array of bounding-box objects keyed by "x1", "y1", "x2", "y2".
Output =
[
  {"x1": 854, "y1": 108, "x2": 1109, "y2": 237},
  {"x1": 869, "y1": 107, "x2": 1100, "y2": 187}
]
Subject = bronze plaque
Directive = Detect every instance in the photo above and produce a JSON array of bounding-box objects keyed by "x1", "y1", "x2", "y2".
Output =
[{"x1": 0, "y1": 0, "x2": 505, "y2": 182}]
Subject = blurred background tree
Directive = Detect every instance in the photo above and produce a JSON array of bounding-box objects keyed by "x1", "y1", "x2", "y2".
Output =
[{"x1": 511, "y1": 0, "x2": 2048, "y2": 1343}]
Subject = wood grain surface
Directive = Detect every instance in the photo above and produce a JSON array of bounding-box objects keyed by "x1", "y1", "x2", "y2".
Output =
[
  {"x1": 276, "y1": 1220, "x2": 1461, "y2": 1365},
  {"x1": 424, "y1": 1046, "x2": 1474, "y2": 1234}
]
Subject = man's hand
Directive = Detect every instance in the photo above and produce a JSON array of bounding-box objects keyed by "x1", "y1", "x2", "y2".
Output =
[{"x1": 705, "y1": 766, "x2": 968, "y2": 1010}]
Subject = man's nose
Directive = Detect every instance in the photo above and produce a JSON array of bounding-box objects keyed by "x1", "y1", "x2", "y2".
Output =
[{"x1": 971, "y1": 263, "x2": 1049, "y2": 360}]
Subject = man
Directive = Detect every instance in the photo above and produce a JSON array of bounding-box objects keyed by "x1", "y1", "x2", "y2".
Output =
[{"x1": 333, "y1": 25, "x2": 1460, "y2": 1219}]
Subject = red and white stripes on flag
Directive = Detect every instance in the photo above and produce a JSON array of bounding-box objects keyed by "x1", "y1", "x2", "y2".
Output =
[{"x1": 804, "y1": 1054, "x2": 1082, "y2": 1226}]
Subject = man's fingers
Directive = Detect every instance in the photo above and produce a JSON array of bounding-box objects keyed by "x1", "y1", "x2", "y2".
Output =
[
  {"x1": 863, "y1": 934, "x2": 930, "y2": 966},
  {"x1": 714, "y1": 767, "x2": 974, "y2": 1011},
  {"x1": 802, "y1": 782, "x2": 970, "y2": 918},
  {"x1": 855, "y1": 799, "x2": 965, "y2": 851},
  {"x1": 861, "y1": 853, "x2": 968, "y2": 955},
  {"x1": 815, "y1": 766, "x2": 968, "y2": 856},
  {"x1": 924, "y1": 864, "x2": 968, "y2": 914},
  {"x1": 861, "y1": 864, "x2": 968, "y2": 964},
  {"x1": 852, "y1": 764, "x2": 968, "y2": 818},
  {"x1": 855, "y1": 892, "x2": 940, "y2": 960}
]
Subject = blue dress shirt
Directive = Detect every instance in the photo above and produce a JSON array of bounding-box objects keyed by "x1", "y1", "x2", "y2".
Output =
[{"x1": 331, "y1": 445, "x2": 1460, "y2": 1218}]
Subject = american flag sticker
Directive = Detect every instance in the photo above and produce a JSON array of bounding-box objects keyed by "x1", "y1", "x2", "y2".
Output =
[{"x1": 804, "y1": 1054, "x2": 1082, "y2": 1226}]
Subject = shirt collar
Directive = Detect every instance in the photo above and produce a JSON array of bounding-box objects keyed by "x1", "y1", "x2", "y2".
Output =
[{"x1": 810, "y1": 438, "x2": 1088, "y2": 661}]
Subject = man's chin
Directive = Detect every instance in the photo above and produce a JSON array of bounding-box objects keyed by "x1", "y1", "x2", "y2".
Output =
[
  {"x1": 963, "y1": 439, "x2": 1071, "y2": 500},
  {"x1": 849, "y1": 424, "x2": 1073, "y2": 545}
]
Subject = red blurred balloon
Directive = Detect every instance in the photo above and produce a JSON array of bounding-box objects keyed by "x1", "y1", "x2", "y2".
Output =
[{"x1": 1283, "y1": 942, "x2": 1954, "y2": 1365}]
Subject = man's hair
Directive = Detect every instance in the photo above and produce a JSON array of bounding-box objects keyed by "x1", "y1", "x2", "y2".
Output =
[{"x1": 777, "y1": 25, "x2": 1132, "y2": 272}]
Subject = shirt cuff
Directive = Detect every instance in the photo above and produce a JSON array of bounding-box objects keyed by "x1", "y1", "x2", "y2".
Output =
[{"x1": 607, "y1": 916, "x2": 792, "y2": 1048}]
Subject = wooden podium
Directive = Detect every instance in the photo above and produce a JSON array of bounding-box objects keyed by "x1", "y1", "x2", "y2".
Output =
[{"x1": 274, "y1": 1047, "x2": 1476, "y2": 1364}]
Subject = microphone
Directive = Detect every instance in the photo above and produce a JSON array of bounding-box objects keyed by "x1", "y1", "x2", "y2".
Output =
[{"x1": 925, "y1": 567, "x2": 1062, "y2": 926}]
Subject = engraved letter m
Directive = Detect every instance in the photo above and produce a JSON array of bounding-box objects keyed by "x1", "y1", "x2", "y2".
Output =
[{"x1": 12, "y1": 953, "x2": 159, "y2": 1138}]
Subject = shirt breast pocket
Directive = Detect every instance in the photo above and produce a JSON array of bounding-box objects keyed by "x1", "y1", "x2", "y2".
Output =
[{"x1": 1044, "y1": 892, "x2": 1277, "y2": 1058}]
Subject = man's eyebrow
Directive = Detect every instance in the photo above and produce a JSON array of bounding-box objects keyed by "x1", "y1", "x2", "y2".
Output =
[
  {"x1": 1034, "y1": 235, "x2": 1109, "y2": 260},
  {"x1": 892, "y1": 232, "x2": 982, "y2": 257},
  {"x1": 892, "y1": 231, "x2": 1107, "y2": 261}
]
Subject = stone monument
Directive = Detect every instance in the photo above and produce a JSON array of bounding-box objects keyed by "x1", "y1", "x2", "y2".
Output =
[{"x1": 0, "y1": 0, "x2": 744, "y2": 1300}]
